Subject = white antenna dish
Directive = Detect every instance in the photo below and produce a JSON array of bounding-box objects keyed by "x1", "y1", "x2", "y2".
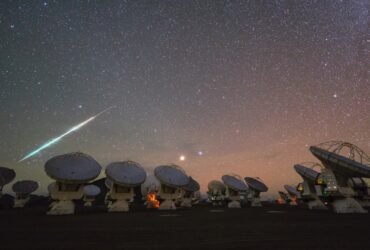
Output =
[
  {"x1": 244, "y1": 177, "x2": 268, "y2": 192},
  {"x1": 45, "y1": 152, "x2": 102, "y2": 215},
  {"x1": 284, "y1": 185, "x2": 299, "y2": 197},
  {"x1": 105, "y1": 161, "x2": 146, "y2": 212},
  {"x1": 310, "y1": 141, "x2": 370, "y2": 213},
  {"x1": 222, "y1": 174, "x2": 248, "y2": 192},
  {"x1": 294, "y1": 163, "x2": 320, "y2": 182},
  {"x1": 154, "y1": 164, "x2": 189, "y2": 188},
  {"x1": 222, "y1": 174, "x2": 247, "y2": 208},
  {"x1": 284, "y1": 184, "x2": 300, "y2": 206},
  {"x1": 294, "y1": 162, "x2": 326, "y2": 210},
  {"x1": 105, "y1": 161, "x2": 146, "y2": 187},
  {"x1": 207, "y1": 180, "x2": 226, "y2": 207},
  {"x1": 0, "y1": 166, "x2": 16, "y2": 196},
  {"x1": 83, "y1": 184, "x2": 101, "y2": 207},
  {"x1": 12, "y1": 180, "x2": 39, "y2": 208},
  {"x1": 244, "y1": 177, "x2": 268, "y2": 207},
  {"x1": 84, "y1": 184, "x2": 101, "y2": 197},
  {"x1": 45, "y1": 152, "x2": 102, "y2": 183},
  {"x1": 0, "y1": 166, "x2": 16, "y2": 186},
  {"x1": 183, "y1": 176, "x2": 200, "y2": 192},
  {"x1": 154, "y1": 164, "x2": 189, "y2": 210},
  {"x1": 208, "y1": 180, "x2": 226, "y2": 193}
]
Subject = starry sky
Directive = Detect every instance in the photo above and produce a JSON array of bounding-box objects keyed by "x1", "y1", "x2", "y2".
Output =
[{"x1": 1, "y1": 0, "x2": 369, "y2": 197}]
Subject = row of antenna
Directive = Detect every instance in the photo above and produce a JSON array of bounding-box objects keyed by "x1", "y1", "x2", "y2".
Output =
[
  {"x1": 280, "y1": 141, "x2": 370, "y2": 213},
  {"x1": 0, "y1": 153, "x2": 269, "y2": 215}
]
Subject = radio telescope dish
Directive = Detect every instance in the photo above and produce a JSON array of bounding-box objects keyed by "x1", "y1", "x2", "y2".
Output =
[
  {"x1": 294, "y1": 163, "x2": 320, "y2": 182},
  {"x1": 310, "y1": 141, "x2": 370, "y2": 213},
  {"x1": 222, "y1": 174, "x2": 248, "y2": 208},
  {"x1": 207, "y1": 180, "x2": 226, "y2": 206},
  {"x1": 284, "y1": 185, "x2": 300, "y2": 206},
  {"x1": 244, "y1": 177, "x2": 268, "y2": 207},
  {"x1": 310, "y1": 141, "x2": 370, "y2": 178},
  {"x1": 284, "y1": 185, "x2": 299, "y2": 197},
  {"x1": 0, "y1": 166, "x2": 16, "y2": 196},
  {"x1": 106, "y1": 161, "x2": 146, "y2": 187},
  {"x1": 180, "y1": 177, "x2": 200, "y2": 208},
  {"x1": 105, "y1": 161, "x2": 146, "y2": 212},
  {"x1": 208, "y1": 180, "x2": 226, "y2": 192},
  {"x1": 154, "y1": 164, "x2": 189, "y2": 188},
  {"x1": 244, "y1": 177, "x2": 268, "y2": 192},
  {"x1": 83, "y1": 184, "x2": 101, "y2": 207},
  {"x1": 84, "y1": 184, "x2": 101, "y2": 197},
  {"x1": 12, "y1": 180, "x2": 39, "y2": 208},
  {"x1": 222, "y1": 175, "x2": 248, "y2": 192},
  {"x1": 45, "y1": 152, "x2": 102, "y2": 215},
  {"x1": 154, "y1": 164, "x2": 189, "y2": 210},
  {"x1": 183, "y1": 176, "x2": 200, "y2": 192},
  {"x1": 294, "y1": 162, "x2": 326, "y2": 210},
  {"x1": 45, "y1": 152, "x2": 101, "y2": 183}
]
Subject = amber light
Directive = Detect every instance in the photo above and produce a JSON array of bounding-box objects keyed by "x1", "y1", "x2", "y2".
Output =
[{"x1": 146, "y1": 192, "x2": 160, "y2": 209}]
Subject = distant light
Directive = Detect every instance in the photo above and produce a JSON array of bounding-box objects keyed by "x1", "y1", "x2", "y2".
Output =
[
  {"x1": 197, "y1": 151, "x2": 203, "y2": 156},
  {"x1": 333, "y1": 93, "x2": 338, "y2": 98},
  {"x1": 179, "y1": 155, "x2": 186, "y2": 161}
]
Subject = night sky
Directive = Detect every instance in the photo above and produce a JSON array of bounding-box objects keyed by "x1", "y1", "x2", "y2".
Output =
[{"x1": 1, "y1": 1, "x2": 369, "y2": 197}]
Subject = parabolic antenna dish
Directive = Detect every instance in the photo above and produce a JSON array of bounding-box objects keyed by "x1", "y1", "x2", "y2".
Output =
[
  {"x1": 154, "y1": 164, "x2": 189, "y2": 188},
  {"x1": 208, "y1": 180, "x2": 226, "y2": 192},
  {"x1": 84, "y1": 185, "x2": 101, "y2": 197},
  {"x1": 183, "y1": 177, "x2": 200, "y2": 192},
  {"x1": 310, "y1": 141, "x2": 370, "y2": 178},
  {"x1": 284, "y1": 185, "x2": 300, "y2": 196},
  {"x1": 106, "y1": 161, "x2": 146, "y2": 187},
  {"x1": 244, "y1": 177, "x2": 268, "y2": 192},
  {"x1": 294, "y1": 163, "x2": 320, "y2": 181},
  {"x1": 0, "y1": 166, "x2": 16, "y2": 186},
  {"x1": 222, "y1": 174, "x2": 248, "y2": 191},
  {"x1": 12, "y1": 180, "x2": 38, "y2": 194},
  {"x1": 45, "y1": 152, "x2": 102, "y2": 183}
]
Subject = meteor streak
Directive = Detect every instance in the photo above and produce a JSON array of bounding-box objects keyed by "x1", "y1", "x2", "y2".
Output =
[{"x1": 18, "y1": 106, "x2": 114, "y2": 162}]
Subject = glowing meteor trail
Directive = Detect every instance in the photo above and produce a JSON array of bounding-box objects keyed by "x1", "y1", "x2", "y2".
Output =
[{"x1": 18, "y1": 106, "x2": 114, "y2": 163}]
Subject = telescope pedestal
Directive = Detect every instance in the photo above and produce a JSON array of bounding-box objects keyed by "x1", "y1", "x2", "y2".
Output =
[
  {"x1": 47, "y1": 182, "x2": 83, "y2": 215},
  {"x1": 226, "y1": 187, "x2": 242, "y2": 208},
  {"x1": 158, "y1": 184, "x2": 181, "y2": 210},
  {"x1": 108, "y1": 185, "x2": 134, "y2": 212},
  {"x1": 251, "y1": 197, "x2": 262, "y2": 207},
  {"x1": 13, "y1": 197, "x2": 30, "y2": 208},
  {"x1": 180, "y1": 198, "x2": 192, "y2": 208},
  {"x1": 332, "y1": 198, "x2": 367, "y2": 213},
  {"x1": 48, "y1": 200, "x2": 75, "y2": 215},
  {"x1": 228, "y1": 200, "x2": 241, "y2": 208},
  {"x1": 108, "y1": 200, "x2": 130, "y2": 212},
  {"x1": 84, "y1": 201, "x2": 93, "y2": 207},
  {"x1": 159, "y1": 199, "x2": 176, "y2": 210},
  {"x1": 307, "y1": 199, "x2": 327, "y2": 210},
  {"x1": 289, "y1": 200, "x2": 298, "y2": 206}
]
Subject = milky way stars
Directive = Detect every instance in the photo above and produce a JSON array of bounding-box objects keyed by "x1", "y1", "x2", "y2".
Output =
[{"x1": 0, "y1": 1, "x2": 369, "y2": 196}]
